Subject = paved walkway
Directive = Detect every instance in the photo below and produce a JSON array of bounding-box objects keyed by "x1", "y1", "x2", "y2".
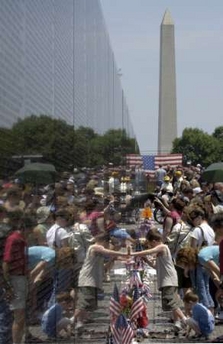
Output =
[{"x1": 27, "y1": 258, "x2": 223, "y2": 344}]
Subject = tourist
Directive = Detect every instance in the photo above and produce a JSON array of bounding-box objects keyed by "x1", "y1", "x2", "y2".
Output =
[
  {"x1": 131, "y1": 228, "x2": 187, "y2": 332},
  {"x1": 41, "y1": 291, "x2": 74, "y2": 340},
  {"x1": 74, "y1": 232, "x2": 128, "y2": 330},
  {"x1": 183, "y1": 291, "x2": 214, "y2": 340}
]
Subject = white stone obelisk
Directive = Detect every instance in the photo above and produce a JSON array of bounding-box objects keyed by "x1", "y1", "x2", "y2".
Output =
[{"x1": 158, "y1": 9, "x2": 177, "y2": 154}]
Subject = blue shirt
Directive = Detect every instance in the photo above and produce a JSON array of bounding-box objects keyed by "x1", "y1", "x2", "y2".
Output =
[
  {"x1": 28, "y1": 246, "x2": 55, "y2": 269},
  {"x1": 41, "y1": 303, "x2": 62, "y2": 337},
  {"x1": 193, "y1": 302, "x2": 215, "y2": 335},
  {"x1": 198, "y1": 245, "x2": 219, "y2": 267}
]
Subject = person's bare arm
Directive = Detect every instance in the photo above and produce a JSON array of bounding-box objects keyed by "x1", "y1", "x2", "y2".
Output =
[
  {"x1": 163, "y1": 216, "x2": 173, "y2": 242},
  {"x1": 142, "y1": 256, "x2": 156, "y2": 268},
  {"x1": 92, "y1": 245, "x2": 128, "y2": 257},
  {"x1": 203, "y1": 260, "x2": 220, "y2": 283},
  {"x1": 131, "y1": 244, "x2": 166, "y2": 257},
  {"x1": 2, "y1": 261, "x2": 15, "y2": 300},
  {"x1": 2, "y1": 261, "x2": 11, "y2": 284},
  {"x1": 190, "y1": 237, "x2": 198, "y2": 249},
  {"x1": 29, "y1": 260, "x2": 47, "y2": 283},
  {"x1": 154, "y1": 197, "x2": 170, "y2": 215}
]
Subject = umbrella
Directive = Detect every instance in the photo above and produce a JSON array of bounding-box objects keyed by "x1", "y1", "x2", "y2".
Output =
[
  {"x1": 201, "y1": 162, "x2": 223, "y2": 183},
  {"x1": 15, "y1": 162, "x2": 57, "y2": 185}
]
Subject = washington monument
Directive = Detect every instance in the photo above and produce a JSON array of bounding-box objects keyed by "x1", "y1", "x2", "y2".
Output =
[{"x1": 158, "y1": 9, "x2": 177, "y2": 154}]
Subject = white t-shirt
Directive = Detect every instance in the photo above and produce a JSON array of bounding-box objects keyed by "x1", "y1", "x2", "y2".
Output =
[
  {"x1": 161, "y1": 181, "x2": 173, "y2": 193},
  {"x1": 190, "y1": 222, "x2": 215, "y2": 248},
  {"x1": 46, "y1": 223, "x2": 70, "y2": 248}
]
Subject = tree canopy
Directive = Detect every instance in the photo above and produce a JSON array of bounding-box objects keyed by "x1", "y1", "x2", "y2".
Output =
[
  {"x1": 172, "y1": 127, "x2": 223, "y2": 166},
  {"x1": 0, "y1": 115, "x2": 138, "y2": 177},
  {"x1": 1, "y1": 114, "x2": 222, "y2": 178}
]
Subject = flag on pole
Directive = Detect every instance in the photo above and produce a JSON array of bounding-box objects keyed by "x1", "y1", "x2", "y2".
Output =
[
  {"x1": 110, "y1": 284, "x2": 121, "y2": 320},
  {"x1": 112, "y1": 314, "x2": 134, "y2": 344},
  {"x1": 129, "y1": 270, "x2": 142, "y2": 289},
  {"x1": 130, "y1": 287, "x2": 145, "y2": 324}
]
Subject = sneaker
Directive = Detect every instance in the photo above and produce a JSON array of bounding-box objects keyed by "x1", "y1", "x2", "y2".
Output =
[
  {"x1": 190, "y1": 333, "x2": 210, "y2": 341},
  {"x1": 174, "y1": 320, "x2": 182, "y2": 332},
  {"x1": 24, "y1": 334, "x2": 44, "y2": 343},
  {"x1": 75, "y1": 321, "x2": 84, "y2": 330}
]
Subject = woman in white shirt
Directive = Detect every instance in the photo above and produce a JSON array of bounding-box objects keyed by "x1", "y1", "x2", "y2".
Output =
[{"x1": 187, "y1": 205, "x2": 215, "y2": 249}]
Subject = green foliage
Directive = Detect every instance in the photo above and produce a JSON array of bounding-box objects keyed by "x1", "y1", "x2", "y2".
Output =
[
  {"x1": 11, "y1": 115, "x2": 75, "y2": 172},
  {"x1": 213, "y1": 126, "x2": 223, "y2": 141},
  {"x1": 0, "y1": 115, "x2": 137, "y2": 177},
  {"x1": 5, "y1": 115, "x2": 223, "y2": 178},
  {"x1": 0, "y1": 128, "x2": 15, "y2": 177},
  {"x1": 172, "y1": 127, "x2": 222, "y2": 167}
]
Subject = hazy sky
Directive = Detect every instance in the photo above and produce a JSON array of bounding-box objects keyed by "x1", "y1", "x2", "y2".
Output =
[{"x1": 100, "y1": 0, "x2": 223, "y2": 154}]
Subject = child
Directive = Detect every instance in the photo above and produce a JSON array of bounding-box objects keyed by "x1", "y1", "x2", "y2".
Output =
[
  {"x1": 183, "y1": 291, "x2": 215, "y2": 340},
  {"x1": 41, "y1": 292, "x2": 74, "y2": 340},
  {"x1": 74, "y1": 232, "x2": 129, "y2": 329},
  {"x1": 131, "y1": 228, "x2": 187, "y2": 332}
]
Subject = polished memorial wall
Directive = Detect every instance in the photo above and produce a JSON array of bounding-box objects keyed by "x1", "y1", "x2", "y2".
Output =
[{"x1": 0, "y1": 0, "x2": 134, "y2": 138}]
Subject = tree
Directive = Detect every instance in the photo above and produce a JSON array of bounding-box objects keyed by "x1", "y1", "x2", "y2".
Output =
[
  {"x1": 11, "y1": 115, "x2": 75, "y2": 172},
  {"x1": 0, "y1": 128, "x2": 15, "y2": 177},
  {"x1": 212, "y1": 126, "x2": 223, "y2": 141},
  {"x1": 172, "y1": 128, "x2": 221, "y2": 166},
  {"x1": 0, "y1": 115, "x2": 138, "y2": 177}
]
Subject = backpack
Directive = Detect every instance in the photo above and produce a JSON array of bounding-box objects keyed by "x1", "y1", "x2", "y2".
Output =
[{"x1": 166, "y1": 221, "x2": 192, "y2": 258}]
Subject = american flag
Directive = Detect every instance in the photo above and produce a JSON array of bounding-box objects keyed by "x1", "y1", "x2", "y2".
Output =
[
  {"x1": 110, "y1": 284, "x2": 121, "y2": 321},
  {"x1": 140, "y1": 282, "x2": 152, "y2": 299},
  {"x1": 130, "y1": 287, "x2": 145, "y2": 324},
  {"x1": 129, "y1": 270, "x2": 142, "y2": 289},
  {"x1": 112, "y1": 314, "x2": 134, "y2": 344},
  {"x1": 126, "y1": 153, "x2": 182, "y2": 176}
]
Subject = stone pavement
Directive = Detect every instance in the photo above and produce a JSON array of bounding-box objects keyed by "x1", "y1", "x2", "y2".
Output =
[{"x1": 27, "y1": 258, "x2": 223, "y2": 344}]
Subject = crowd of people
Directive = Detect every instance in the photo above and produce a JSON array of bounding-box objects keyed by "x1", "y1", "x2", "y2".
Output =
[
  {"x1": 1, "y1": 162, "x2": 223, "y2": 343},
  {"x1": 148, "y1": 163, "x2": 223, "y2": 340}
]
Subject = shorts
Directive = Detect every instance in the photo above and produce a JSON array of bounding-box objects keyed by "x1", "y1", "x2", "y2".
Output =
[
  {"x1": 46, "y1": 317, "x2": 72, "y2": 337},
  {"x1": 76, "y1": 287, "x2": 98, "y2": 312},
  {"x1": 185, "y1": 318, "x2": 201, "y2": 334},
  {"x1": 161, "y1": 286, "x2": 181, "y2": 311},
  {"x1": 10, "y1": 276, "x2": 27, "y2": 310}
]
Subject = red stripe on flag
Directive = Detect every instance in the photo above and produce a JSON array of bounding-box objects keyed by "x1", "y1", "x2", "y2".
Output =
[
  {"x1": 126, "y1": 154, "x2": 182, "y2": 171},
  {"x1": 155, "y1": 154, "x2": 182, "y2": 169},
  {"x1": 130, "y1": 297, "x2": 145, "y2": 322},
  {"x1": 111, "y1": 324, "x2": 134, "y2": 344},
  {"x1": 110, "y1": 298, "x2": 121, "y2": 318},
  {"x1": 125, "y1": 154, "x2": 143, "y2": 168}
]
